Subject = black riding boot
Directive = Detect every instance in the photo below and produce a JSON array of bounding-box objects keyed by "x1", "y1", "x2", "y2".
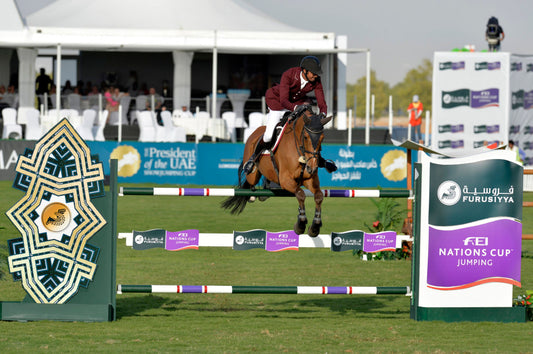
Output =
[
  {"x1": 318, "y1": 154, "x2": 337, "y2": 173},
  {"x1": 243, "y1": 137, "x2": 269, "y2": 175}
]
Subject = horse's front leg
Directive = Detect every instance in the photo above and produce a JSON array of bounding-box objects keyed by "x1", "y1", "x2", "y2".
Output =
[
  {"x1": 304, "y1": 176, "x2": 323, "y2": 237},
  {"x1": 293, "y1": 187, "x2": 307, "y2": 235}
]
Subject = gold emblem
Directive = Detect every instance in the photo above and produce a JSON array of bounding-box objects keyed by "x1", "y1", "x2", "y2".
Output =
[
  {"x1": 380, "y1": 150, "x2": 407, "y2": 182},
  {"x1": 41, "y1": 202, "x2": 71, "y2": 232},
  {"x1": 110, "y1": 145, "x2": 141, "y2": 177}
]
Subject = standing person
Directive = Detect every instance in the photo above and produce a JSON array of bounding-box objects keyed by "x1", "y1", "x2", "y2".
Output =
[
  {"x1": 243, "y1": 56, "x2": 336, "y2": 174},
  {"x1": 508, "y1": 140, "x2": 525, "y2": 164},
  {"x1": 35, "y1": 68, "x2": 53, "y2": 106},
  {"x1": 486, "y1": 16, "x2": 504, "y2": 52},
  {"x1": 408, "y1": 95, "x2": 423, "y2": 143}
]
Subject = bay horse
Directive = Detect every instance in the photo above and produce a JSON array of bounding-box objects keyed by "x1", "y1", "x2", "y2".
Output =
[{"x1": 222, "y1": 106, "x2": 332, "y2": 237}]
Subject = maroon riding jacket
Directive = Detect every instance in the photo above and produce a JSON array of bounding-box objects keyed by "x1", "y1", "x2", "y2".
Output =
[{"x1": 265, "y1": 67, "x2": 327, "y2": 115}]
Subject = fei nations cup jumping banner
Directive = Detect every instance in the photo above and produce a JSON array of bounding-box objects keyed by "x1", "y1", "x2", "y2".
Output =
[{"x1": 410, "y1": 150, "x2": 525, "y2": 322}]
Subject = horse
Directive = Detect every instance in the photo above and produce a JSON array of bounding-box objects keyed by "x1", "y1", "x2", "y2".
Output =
[{"x1": 221, "y1": 106, "x2": 332, "y2": 237}]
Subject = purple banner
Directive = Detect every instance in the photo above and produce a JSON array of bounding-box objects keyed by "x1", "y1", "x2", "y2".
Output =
[
  {"x1": 524, "y1": 90, "x2": 533, "y2": 110},
  {"x1": 266, "y1": 231, "x2": 299, "y2": 252},
  {"x1": 471, "y1": 88, "x2": 499, "y2": 108},
  {"x1": 363, "y1": 231, "x2": 397, "y2": 253},
  {"x1": 427, "y1": 219, "x2": 521, "y2": 290},
  {"x1": 165, "y1": 229, "x2": 199, "y2": 251},
  {"x1": 487, "y1": 62, "x2": 501, "y2": 70}
]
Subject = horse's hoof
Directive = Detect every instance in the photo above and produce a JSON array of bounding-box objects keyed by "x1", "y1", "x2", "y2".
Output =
[
  {"x1": 294, "y1": 222, "x2": 306, "y2": 235},
  {"x1": 307, "y1": 225, "x2": 321, "y2": 237}
]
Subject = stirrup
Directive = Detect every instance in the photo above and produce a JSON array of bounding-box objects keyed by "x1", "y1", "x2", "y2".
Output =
[{"x1": 243, "y1": 158, "x2": 255, "y2": 175}]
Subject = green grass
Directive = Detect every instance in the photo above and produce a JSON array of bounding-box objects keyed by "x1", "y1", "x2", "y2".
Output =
[{"x1": 0, "y1": 181, "x2": 532, "y2": 352}]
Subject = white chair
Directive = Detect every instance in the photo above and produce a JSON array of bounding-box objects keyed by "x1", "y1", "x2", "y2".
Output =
[
  {"x1": 222, "y1": 111, "x2": 237, "y2": 142},
  {"x1": 78, "y1": 109, "x2": 97, "y2": 141},
  {"x1": 138, "y1": 111, "x2": 156, "y2": 142},
  {"x1": 129, "y1": 110, "x2": 142, "y2": 125},
  {"x1": 150, "y1": 111, "x2": 166, "y2": 142},
  {"x1": 67, "y1": 93, "x2": 82, "y2": 114},
  {"x1": 2, "y1": 108, "x2": 22, "y2": 139},
  {"x1": 23, "y1": 108, "x2": 42, "y2": 140},
  {"x1": 160, "y1": 110, "x2": 186, "y2": 142},
  {"x1": 92, "y1": 110, "x2": 109, "y2": 141},
  {"x1": 243, "y1": 112, "x2": 265, "y2": 143}
]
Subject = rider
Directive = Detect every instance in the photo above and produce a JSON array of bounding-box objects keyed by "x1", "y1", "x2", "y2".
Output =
[{"x1": 243, "y1": 56, "x2": 337, "y2": 175}]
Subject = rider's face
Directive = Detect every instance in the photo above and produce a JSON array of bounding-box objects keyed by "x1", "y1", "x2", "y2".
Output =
[{"x1": 304, "y1": 69, "x2": 318, "y2": 82}]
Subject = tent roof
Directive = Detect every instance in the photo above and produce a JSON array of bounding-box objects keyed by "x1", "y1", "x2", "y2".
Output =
[
  {"x1": 26, "y1": 0, "x2": 300, "y2": 32},
  {"x1": 0, "y1": 1, "x2": 25, "y2": 31},
  {"x1": 1, "y1": 0, "x2": 337, "y2": 53}
]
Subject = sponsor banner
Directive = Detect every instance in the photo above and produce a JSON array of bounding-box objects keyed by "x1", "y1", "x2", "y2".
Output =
[
  {"x1": 233, "y1": 230, "x2": 266, "y2": 250},
  {"x1": 0, "y1": 140, "x2": 35, "y2": 180},
  {"x1": 330, "y1": 230, "x2": 397, "y2": 253},
  {"x1": 427, "y1": 219, "x2": 521, "y2": 290},
  {"x1": 331, "y1": 230, "x2": 364, "y2": 252},
  {"x1": 416, "y1": 151, "x2": 522, "y2": 308},
  {"x1": 166, "y1": 229, "x2": 199, "y2": 251},
  {"x1": 265, "y1": 231, "x2": 299, "y2": 252},
  {"x1": 83, "y1": 141, "x2": 410, "y2": 188},
  {"x1": 510, "y1": 55, "x2": 533, "y2": 166},
  {"x1": 133, "y1": 229, "x2": 165, "y2": 250},
  {"x1": 432, "y1": 52, "x2": 510, "y2": 156},
  {"x1": 363, "y1": 231, "x2": 397, "y2": 253},
  {"x1": 429, "y1": 158, "x2": 522, "y2": 226}
]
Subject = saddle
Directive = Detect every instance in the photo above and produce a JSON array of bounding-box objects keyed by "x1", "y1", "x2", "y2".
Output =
[{"x1": 267, "y1": 112, "x2": 293, "y2": 154}]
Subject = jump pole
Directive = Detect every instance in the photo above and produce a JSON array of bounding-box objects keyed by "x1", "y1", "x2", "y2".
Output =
[
  {"x1": 118, "y1": 284, "x2": 410, "y2": 295},
  {"x1": 119, "y1": 187, "x2": 412, "y2": 199}
]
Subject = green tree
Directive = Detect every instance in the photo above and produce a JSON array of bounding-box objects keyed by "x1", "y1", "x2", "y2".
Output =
[
  {"x1": 346, "y1": 70, "x2": 390, "y2": 120},
  {"x1": 391, "y1": 58, "x2": 433, "y2": 116},
  {"x1": 346, "y1": 59, "x2": 433, "y2": 119}
]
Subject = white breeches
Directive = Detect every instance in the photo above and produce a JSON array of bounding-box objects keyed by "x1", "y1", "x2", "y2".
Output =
[{"x1": 263, "y1": 109, "x2": 287, "y2": 143}]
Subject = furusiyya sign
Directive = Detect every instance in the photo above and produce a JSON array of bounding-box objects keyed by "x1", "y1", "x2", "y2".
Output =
[{"x1": 417, "y1": 150, "x2": 522, "y2": 308}]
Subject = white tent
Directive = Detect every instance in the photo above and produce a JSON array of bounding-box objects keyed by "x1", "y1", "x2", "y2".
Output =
[{"x1": 1, "y1": 0, "x2": 362, "y2": 131}]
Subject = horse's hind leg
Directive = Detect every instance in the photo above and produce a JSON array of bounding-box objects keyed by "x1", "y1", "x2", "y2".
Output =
[{"x1": 293, "y1": 188, "x2": 307, "y2": 235}]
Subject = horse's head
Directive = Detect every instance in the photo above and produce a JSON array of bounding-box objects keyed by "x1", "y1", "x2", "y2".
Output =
[
  {"x1": 302, "y1": 112, "x2": 331, "y2": 150},
  {"x1": 293, "y1": 109, "x2": 331, "y2": 174}
]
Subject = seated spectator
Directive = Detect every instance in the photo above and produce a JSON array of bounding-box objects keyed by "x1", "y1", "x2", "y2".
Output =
[
  {"x1": 104, "y1": 86, "x2": 119, "y2": 112},
  {"x1": 0, "y1": 85, "x2": 8, "y2": 109},
  {"x1": 4, "y1": 85, "x2": 18, "y2": 108},
  {"x1": 62, "y1": 80, "x2": 74, "y2": 95},
  {"x1": 172, "y1": 105, "x2": 194, "y2": 125}
]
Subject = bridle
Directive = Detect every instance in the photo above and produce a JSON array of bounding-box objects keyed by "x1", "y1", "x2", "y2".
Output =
[{"x1": 292, "y1": 111, "x2": 324, "y2": 176}]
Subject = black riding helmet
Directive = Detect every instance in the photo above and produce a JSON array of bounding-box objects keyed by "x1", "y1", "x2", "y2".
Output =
[{"x1": 300, "y1": 56, "x2": 323, "y2": 76}]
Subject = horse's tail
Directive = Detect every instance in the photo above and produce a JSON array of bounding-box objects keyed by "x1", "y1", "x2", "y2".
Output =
[{"x1": 221, "y1": 162, "x2": 252, "y2": 215}]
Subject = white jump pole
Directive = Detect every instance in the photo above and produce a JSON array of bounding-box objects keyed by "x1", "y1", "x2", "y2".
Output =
[
  {"x1": 425, "y1": 110, "x2": 431, "y2": 146},
  {"x1": 388, "y1": 95, "x2": 393, "y2": 138},
  {"x1": 365, "y1": 50, "x2": 371, "y2": 145},
  {"x1": 371, "y1": 94, "x2": 375, "y2": 127},
  {"x1": 55, "y1": 44, "x2": 61, "y2": 122},
  {"x1": 348, "y1": 108, "x2": 353, "y2": 147},
  {"x1": 118, "y1": 104, "x2": 122, "y2": 143}
]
